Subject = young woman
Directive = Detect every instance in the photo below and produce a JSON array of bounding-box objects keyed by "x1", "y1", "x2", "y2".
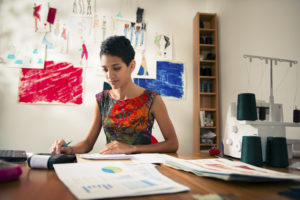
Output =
[{"x1": 50, "y1": 36, "x2": 178, "y2": 155}]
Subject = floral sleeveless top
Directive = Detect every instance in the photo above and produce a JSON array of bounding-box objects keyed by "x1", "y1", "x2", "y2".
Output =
[{"x1": 96, "y1": 89, "x2": 159, "y2": 145}]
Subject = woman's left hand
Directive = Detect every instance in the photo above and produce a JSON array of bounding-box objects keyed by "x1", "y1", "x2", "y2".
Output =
[{"x1": 99, "y1": 141, "x2": 136, "y2": 154}]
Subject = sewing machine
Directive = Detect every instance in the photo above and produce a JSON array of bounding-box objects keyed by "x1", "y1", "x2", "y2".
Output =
[
  {"x1": 223, "y1": 55, "x2": 300, "y2": 161},
  {"x1": 223, "y1": 101, "x2": 300, "y2": 161}
]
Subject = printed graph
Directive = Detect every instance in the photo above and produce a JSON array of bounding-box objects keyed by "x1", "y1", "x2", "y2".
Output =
[
  {"x1": 101, "y1": 166, "x2": 122, "y2": 174},
  {"x1": 82, "y1": 184, "x2": 113, "y2": 193}
]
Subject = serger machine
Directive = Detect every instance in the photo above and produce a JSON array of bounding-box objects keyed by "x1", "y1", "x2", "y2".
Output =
[
  {"x1": 223, "y1": 55, "x2": 300, "y2": 161},
  {"x1": 223, "y1": 101, "x2": 285, "y2": 161}
]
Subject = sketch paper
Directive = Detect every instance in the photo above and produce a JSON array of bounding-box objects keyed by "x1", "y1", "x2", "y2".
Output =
[
  {"x1": 113, "y1": 18, "x2": 146, "y2": 51},
  {"x1": 80, "y1": 154, "x2": 133, "y2": 160},
  {"x1": 154, "y1": 33, "x2": 172, "y2": 60},
  {"x1": 54, "y1": 162, "x2": 189, "y2": 199},
  {"x1": 67, "y1": 16, "x2": 98, "y2": 68},
  {"x1": 80, "y1": 153, "x2": 177, "y2": 164},
  {"x1": 0, "y1": 1, "x2": 47, "y2": 69},
  {"x1": 134, "y1": 61, "x2": 184, "y2": 99},
  {"x1": 18, "y1": 61, "x2": 83, "y2": 104},
  {"x1": 72, "y1": 0, "x2": 95, "y2": 17},
  {"x1": 165, "y1": 158, "x2": 300, "y2": 181},
  {"x1": 5, "y1": 43, "x2": 46, "y2": 69},
  {"x1": 131, "y1": 153, "x2": 178, "y2": 164},
  {"x1": 33, "y1": 0, "x2": 50, "y2": 33},
  {"x1": 133, "y1": 51, "x2": 156, "y2": 79}
]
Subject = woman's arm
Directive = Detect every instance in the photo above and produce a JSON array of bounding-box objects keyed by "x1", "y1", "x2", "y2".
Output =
[
  {"x1": 50, "y1": 102, "x2": 102, "y2": 154},
  {"x1": 100, "y1": 95, "x2": 179, "y2": 154}
]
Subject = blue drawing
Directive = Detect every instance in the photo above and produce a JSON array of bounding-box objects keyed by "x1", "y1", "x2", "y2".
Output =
[
  {"x1": 7, "y1": 54, "x2": 15, "y2": 59},
  {"x1": 130, "y1": 22, "x2": 135, "y2": 43},
  {"x1": 134, "y1": 61, "x2": 184, "y2": 99},
  {"x1": 38, "y1": 58, "x2": 43, "y2": 64},
  {"x1": 33, "y1": 49, "x2": 38, "y2": 54},
  {"x1": 15, "y1": 60, "x2": 23, "y2": 65},
  {"x1": 42, "y1": 36, "x2": 54, "y2": 49}
]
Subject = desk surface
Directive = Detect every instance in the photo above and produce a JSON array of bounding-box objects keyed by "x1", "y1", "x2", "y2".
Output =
[{"x1": 0, "y1": 153, "x2": 299, "y2": 200}]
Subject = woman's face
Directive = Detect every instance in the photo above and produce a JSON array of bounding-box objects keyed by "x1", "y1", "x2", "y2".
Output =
[{"x1": 100, "y1": 54, "x2": 135, "y2": 89}]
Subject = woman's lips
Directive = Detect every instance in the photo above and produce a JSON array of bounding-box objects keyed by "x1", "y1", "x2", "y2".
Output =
[{"x1": 109, "y1": 80, "x2": 118, "y2": 85}]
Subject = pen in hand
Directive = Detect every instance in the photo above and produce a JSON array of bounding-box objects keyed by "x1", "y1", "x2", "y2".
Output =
[
  {"x1": 62, "y1": 141, "x2": 72, "y2": 147},
  {"x1": 61, "y1": 141, "x2": 74, "y2": 155}
]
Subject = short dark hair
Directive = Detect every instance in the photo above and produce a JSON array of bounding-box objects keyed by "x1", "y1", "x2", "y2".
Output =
[{"x1": 100, "y1": 36, "x2": 135, "y2": 66}]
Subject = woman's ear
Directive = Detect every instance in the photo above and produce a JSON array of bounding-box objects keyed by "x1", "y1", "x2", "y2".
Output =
[{"x1": 129, "y1": 60, "x2": 136, "y2": 73}]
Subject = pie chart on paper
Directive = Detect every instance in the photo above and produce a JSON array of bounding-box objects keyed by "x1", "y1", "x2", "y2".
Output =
[{"x1": 102, "y1": 166, "x2": 122, "y2": 174}]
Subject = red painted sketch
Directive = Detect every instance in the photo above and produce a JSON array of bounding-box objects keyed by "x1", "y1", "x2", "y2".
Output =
[{"x1": 19, "y1": 61, "x2": 83, "y2": 104}]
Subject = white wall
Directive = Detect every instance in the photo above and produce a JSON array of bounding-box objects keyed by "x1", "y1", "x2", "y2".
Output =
[
  {"x1": 0, "y1": 0, "x2": 299, "y2": 154},
  {"x1": 212, "y1": 0, "x2": 300, "y2": 140},
  {"x1": 0, "y1": 0, "x2": 207, "y2": 153}
]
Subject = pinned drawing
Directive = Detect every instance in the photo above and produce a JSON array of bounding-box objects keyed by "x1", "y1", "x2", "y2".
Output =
[
  {"x1": 133, "y1": 51, "x2": 156, "y2": 79},
  {"x1": 33, "y1": 1, "x2": 50, "y2": 32},
  {"x1": 114, "y1": 19, "x2": 146, "y2": 50},
  {"x1": 137, "y1": 52, "x2": 149, "y2": 76},
  {"x1": 154, "y1": 33, "x2": 172, "y2": 60},
  {"x1": 18, "y1": 61, "x2": 83, "y2": 104},
  {"x1": 72, "y1": 0, "x2": 95, "y2": 17},
  {"x1": 6, "y1": 44, "x2": 45, "y2": 69},
  {"x1": 80, "y1": 40, "x2": 88, "y2": 66},
  {"x1": 134, "y1": 61, "x2": 184, "y2": 99},
  {"x1": 67, "y1": 16, "x2": 93, "y2": 67}
]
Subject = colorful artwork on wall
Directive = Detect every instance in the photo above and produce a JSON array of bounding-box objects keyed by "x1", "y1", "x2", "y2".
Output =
[
  {"x1": 33, "y1": 0, "x2": 50, "y2": 33},
  {"x1": 113, "y1": 18, "x2": 146, "y2": 51},
  {"x1": 6, "y1": 44, "x2": 45, "y2": 69},
  {"x1": 18, "y1": 61, "x2": 83, "y2": 104},
  {"x1": 134, "y1": 61, "x2": 184, "y2": 99},
  {"x1": 154, "y1": 33, "x2": 172, "y2": 60}
]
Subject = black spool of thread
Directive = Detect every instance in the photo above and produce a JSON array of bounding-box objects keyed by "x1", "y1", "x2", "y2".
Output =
[
  {"x1": 294, "y1": 108, "x2": 300, "y2": 123},
  {"x1": 266, "y1": 137, "x2": 289, "y2": 168},
  {"x1": 237, "y1": 93, "x2": 257, "y2": 121},
  {"x1": 241, "y1": 136, "x2": 263, "y2": 167},
  {"x1": 258, "y1": 107, "x2": 268, "y2": 121}
]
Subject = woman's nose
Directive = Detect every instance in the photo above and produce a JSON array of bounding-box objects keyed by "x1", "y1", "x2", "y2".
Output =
[{"x1": 106, "y1": 69, "x2": 114, "y2": 79}]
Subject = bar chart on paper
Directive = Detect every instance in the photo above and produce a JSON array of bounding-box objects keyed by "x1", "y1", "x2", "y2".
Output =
[
  {"x1": 82, "y1": 183, "x2": 113, "y2": 193},
  {"x1": 54, "y1": 162, "x2": 189, "y2": 199}
]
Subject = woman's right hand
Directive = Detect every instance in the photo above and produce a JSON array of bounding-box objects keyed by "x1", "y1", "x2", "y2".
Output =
[{"x1": 50, "y1": 139, "x2": 68, "y2": 154}]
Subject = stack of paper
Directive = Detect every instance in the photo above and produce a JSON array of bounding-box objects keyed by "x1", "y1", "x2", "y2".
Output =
[
  {"x1": 79, "y1": 153, "x2": 178, "y2": 164},
  {"x1": 80, "y1": 153, "x2": 133, "y2": 160},
  {"x1": 165, "y1": 158, "x2": 300, "y2": 182},
  {"x1": 54, "y1": 162, "x2": 189, "y2": 199}
]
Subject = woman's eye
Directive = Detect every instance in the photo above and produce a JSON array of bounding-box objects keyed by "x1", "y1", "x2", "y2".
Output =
[
  {"x1": 102, "y1": 68, "x2": 108, "y2": 72},
  {"x1": 113, "y1": 67, "x2": 121, "y2": 71}
]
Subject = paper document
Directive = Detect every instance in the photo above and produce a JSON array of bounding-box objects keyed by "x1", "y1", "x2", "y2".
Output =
[
  {"x1": 80, "y1": 153, "x2": 178, "y2": 164},
  {"x1": 165, "y1": 158, "x2": 300, "y2": 181},
  {"x1": 80, "y1": 153, "x2": 133, "y2": 160},
  {"x1": 289, "y1": 162, "x2": 300, "y2": 170},
  {"x1": 54, "y1": 162, "x2": 189, "y2": 199},
  {"x1": 131, "y1": 153, "x2": 178, "y2": 164}
]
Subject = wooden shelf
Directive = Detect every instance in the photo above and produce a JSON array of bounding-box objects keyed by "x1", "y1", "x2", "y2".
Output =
[
  {"x1": 199, "y1": 28, "x2": 216, "y2": 33},
  {"x1": 199, "y1": 92, "x2": 216, "y2": 95},
  {"x1": 200, "y1": 126, "x2": 216, "y2": 129},
  {"x1": 199, "y1": 76, "x2": 216, "y2": 79},
  {"x1": 199, "y1": 108, "x2": 217, "y2": 111},
  {"x1": 200, "y1": 60, "x2": 216, "y2": 64},
  {"x1": 200, "y1": 143, "x2": 217, "y2": 146},
  {"x1": 193, "y1": 12, "x2": 219, "y2": 156},
  {"x1": 199, "y1": 44, "x2": 216, "y2": 50}
]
